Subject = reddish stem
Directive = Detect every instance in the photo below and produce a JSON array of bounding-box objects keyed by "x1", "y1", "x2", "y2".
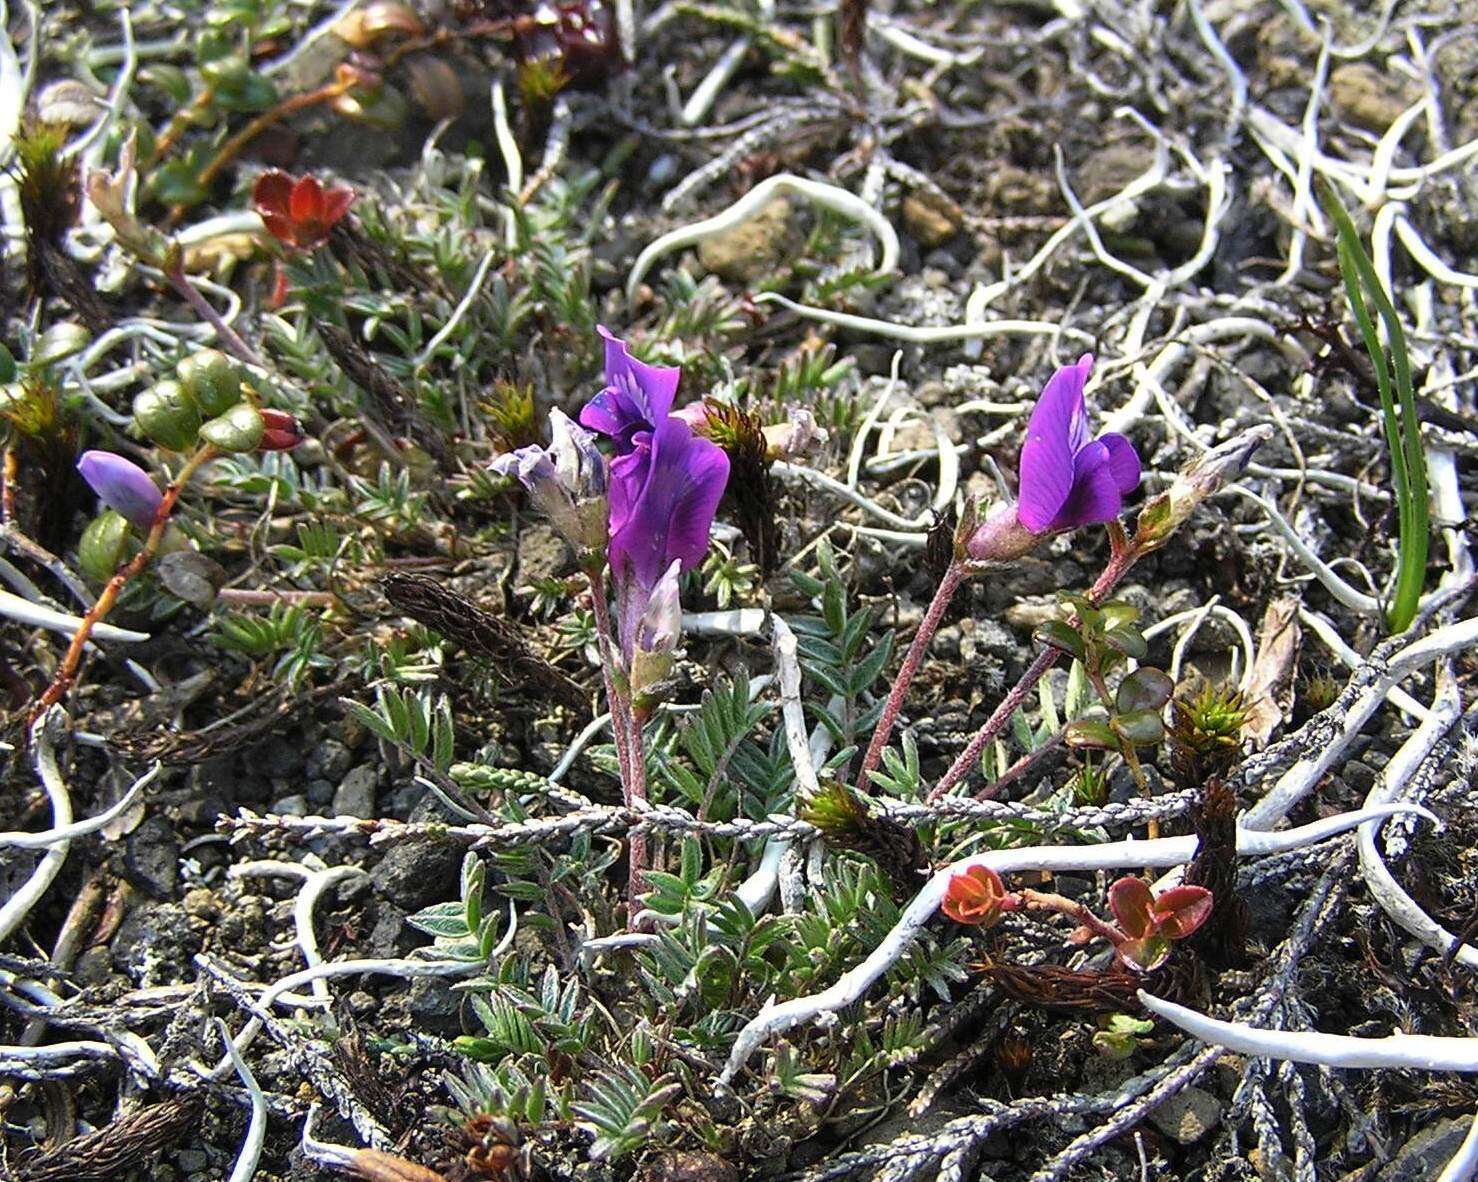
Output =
[
  {"x1": 587, "y1": 566, "x2": 632, "y2": 788},
  {"x1": 587, "y1": 565, "x2": 648, "y2": 924},
  {"x1": 163, "y1": 261, "x2": 266, "y2": 370},
  {"x1": 624, "y1": 707, "x2": 651, "y2": 927},
  {"x1": 928, "y1": 528, "x2": 1143, "y2": 801},
  {"x1": 1017, "y1": 888, "x2": 1126, "y2": 946},
  {"x1": 857, "y1": 561, "x2": 966, "y2": 787}
]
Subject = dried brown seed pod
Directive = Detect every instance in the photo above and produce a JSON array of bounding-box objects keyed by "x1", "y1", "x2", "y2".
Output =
[
  {"x1": 334, "y1": 1, "x2": 425, "y2": 49},
  {"x1": 403, "y1": 55, "x2": 466, "y2": 122}
]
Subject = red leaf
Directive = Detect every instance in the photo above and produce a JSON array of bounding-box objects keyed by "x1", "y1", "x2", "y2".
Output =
[
  {"x1": 1150, "y1": 885, "x2": 1214, "y2": 940},
  {"x1": 1107, "y1": 875, "x2": 1155, "y2": 938}
]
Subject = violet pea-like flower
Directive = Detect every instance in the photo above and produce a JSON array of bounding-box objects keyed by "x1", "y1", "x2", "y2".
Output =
[
  {"x1": 966, "y1": 355, "x2": 1141, "y2": 563},
  {"x1": 579, "y1": 325, "x2": 681, "y2": 455},
  {"x1": 1017, "y1": 354, "x2": 1140, "y2": 533},
  {"x1": 608, "y1": 414, "x2": 729, "y2": 642},
  {"x1": 77, "y1": 450, "x2": 163, "y2": 531}
]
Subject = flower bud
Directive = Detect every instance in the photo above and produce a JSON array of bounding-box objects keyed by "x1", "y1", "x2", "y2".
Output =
[
  {"x1": 630, "y1": 560, "x2": 682, "y2": 710},
  {"x1": 491, "y1": 409, "x2": 609, "y2": 555},
  {"x1": 176, "y1": 348, "x2": 245, "y2": 416},
  {"x1": 78, "y1": 509, "x2": 132, "y2": 583},
  {"x1": 258, "y1": 408, "x2": 304, "y2": 451},
  {"x1": 199, "y1": 403, "x2": 265, "y2": 453},
  {"x1": 963, "y1": 501, "x2": 1041, "y2": 565},
  {"x1": 133, "y1": 379, "x2": 203, "y2": 451},
  {"x1": 76, "y1": 450, "x2": 163, "y2": 531},
  {"x1": 762, "y1": 408, "x2": 828, "y2": 460},
  {"x1": 1132, "y1": 425, "x2": 1273, "y2": 554}
]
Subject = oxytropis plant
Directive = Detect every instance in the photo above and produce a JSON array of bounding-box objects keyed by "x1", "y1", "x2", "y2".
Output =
[{"x1": 492, "y1": 327, "x2": 729, "y2": 919}]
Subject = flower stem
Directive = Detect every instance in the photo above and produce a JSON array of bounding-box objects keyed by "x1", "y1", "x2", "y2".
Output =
[
  {"x1": 27, "y1": 444, "x2": 218, "y2": 724},
  {"x1": 624, "y1": 709, "x2": 650, "y2": 927},
  {"x1": 929, "y1": 529, "x2": 1145, "y2": 801},
  {"x1": 162, "y1": 259, "x2": 266, "y2": 369},
  {"x1": 587, "y1": 565, "x2": 632, "y2": 788},
  {"x1": 857, "y1": 560, "x2": 966, "y2": 787},
  {"x1": 587, "y1": 565, "x2": 649, "y2": 924}
]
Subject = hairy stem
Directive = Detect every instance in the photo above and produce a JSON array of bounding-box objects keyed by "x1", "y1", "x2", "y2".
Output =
[
  {"x1": 930, "y1": 527, "x2": 1141, "y2": 801},
  {"x1": 587, "y1": 565, "x2": 648, "y2": 923},
  {"x1": 858, "y1": 560, "x2": 966, "y2": 786},
  {"x1": 162, "y1": 261, "x2": 266, "y2": 369}
]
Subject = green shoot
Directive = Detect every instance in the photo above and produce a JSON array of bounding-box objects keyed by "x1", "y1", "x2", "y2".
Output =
[{"x1": 1319, "y1": 182, "x2": 1429, "y2": 633}]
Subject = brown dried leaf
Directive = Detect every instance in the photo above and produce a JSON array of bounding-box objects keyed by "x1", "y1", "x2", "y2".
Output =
[
  {"x1": 17, "y1": 1094, "x2": 203, "y2": 1182},
  {"x1": 1241, "y1": 595, "x2": 1300, "y2": 747}
]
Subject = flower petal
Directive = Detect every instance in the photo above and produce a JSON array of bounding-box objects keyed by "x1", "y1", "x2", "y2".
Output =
[
  {"x1": 1048, "y1": 439, "x2": 1124, "y2": 530},
  {"x1": 1017, "y1": 355, "x2": 1092, "y2": 533},
  {"x1": 609, "y1": 415, "x2": 728, "y2": 594},
  {"x1": 585, "y1": 325, "x2": 680, "y2": 453},
  {"x1": 76, "y1": 450, "x2": 163, "y2": 531},
  {"x1": 252, "y1": 170, "x2": 294, "y2": 217},
  {"x1": 1097, "y1": 432, "x2": 1142, "y2": 495}
]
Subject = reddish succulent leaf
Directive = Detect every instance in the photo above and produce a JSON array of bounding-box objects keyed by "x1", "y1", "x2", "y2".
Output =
[
  {"x1": 1107, "y1": 875, "x2": 1155, "y2": 938},
  {"x1": 252, "y1": 169, "x2": 354, "y2": 250},
  {"x1": 1150, "y1": 884, "x2": 1214, "y2": 939}
]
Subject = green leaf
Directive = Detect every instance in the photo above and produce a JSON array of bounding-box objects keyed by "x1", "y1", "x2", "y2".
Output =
[
  {"x1": 1102, "y1": 625, "x2": 1148, "y2": 661},
  {"x1": 1035, "y1": 620, "x2": 1086, "y2": 661},
  {"x1": 1113, "y1": 709, "x2": 1165, "y2": 747},
  {"x1": 821, "y1": 578, "x2": 846, "y2": 635},
  {"x1": 1065, "y1": 719, "x2": 1117, "y2": 750},
  {"x1": 1116, "y1": 667, "x2": 1174, "y2": 713},
  {"x1": 149, "y1": 160, "x2": 208, "y2": 207}
]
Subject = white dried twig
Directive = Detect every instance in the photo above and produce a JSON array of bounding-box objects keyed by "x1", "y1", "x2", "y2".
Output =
[
  {"x1": 1138, "y1": 990, "x2": 1478, "y2": 1072},
  {"x1": 0, "y1": 761, "x2": 158, "y2": 850},
  {"x1": 1357, "y1": 673, "x2": 1475, "y2": 968},
  {"x1": 627, "y1": 174, "x2": 899, "y2": 301},
  {"x1": 0, "y1": 713, "x2": 74, "y2": 946},
  {"x1": 217, "y1": 1017, "x2": 267, "y2": 1182}
]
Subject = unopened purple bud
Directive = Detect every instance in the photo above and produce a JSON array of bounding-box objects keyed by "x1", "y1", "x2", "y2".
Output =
[
  {"x1": 636, "y1": 560, "x2": 682, "y2": 654},
  {"x1": 630, "y1": 559, "x2": 682, "y2": 706},
  {"x1": 548, "y1": 408, "x2": 607, "y2": 501},
  {"x1": 76, "y1": 450, "x2": 163, "y2": 531},
  {"x1": 964, "y1": 501, "x2": 1042, "y2": 565},
  {"x1": 763, "y1": 408, "x2": 828, "y2": 460}
]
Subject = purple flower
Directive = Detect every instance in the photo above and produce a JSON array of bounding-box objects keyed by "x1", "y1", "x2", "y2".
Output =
[
  {"x1": 1017, "y1": 354, "x2": 1140, "y2": 533},
  {"x1": 77, "y1": 450, "x2": 163, "y2": 531},
  {"x1": 609, "y1": 414, "x2": 729, "y2": 601},
  {"x1": 579, "y1": 325, "x2": 681, "y2": 455},
  {"x1": 577, "y1": 327, "x2": 729, "y2": 662}
]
